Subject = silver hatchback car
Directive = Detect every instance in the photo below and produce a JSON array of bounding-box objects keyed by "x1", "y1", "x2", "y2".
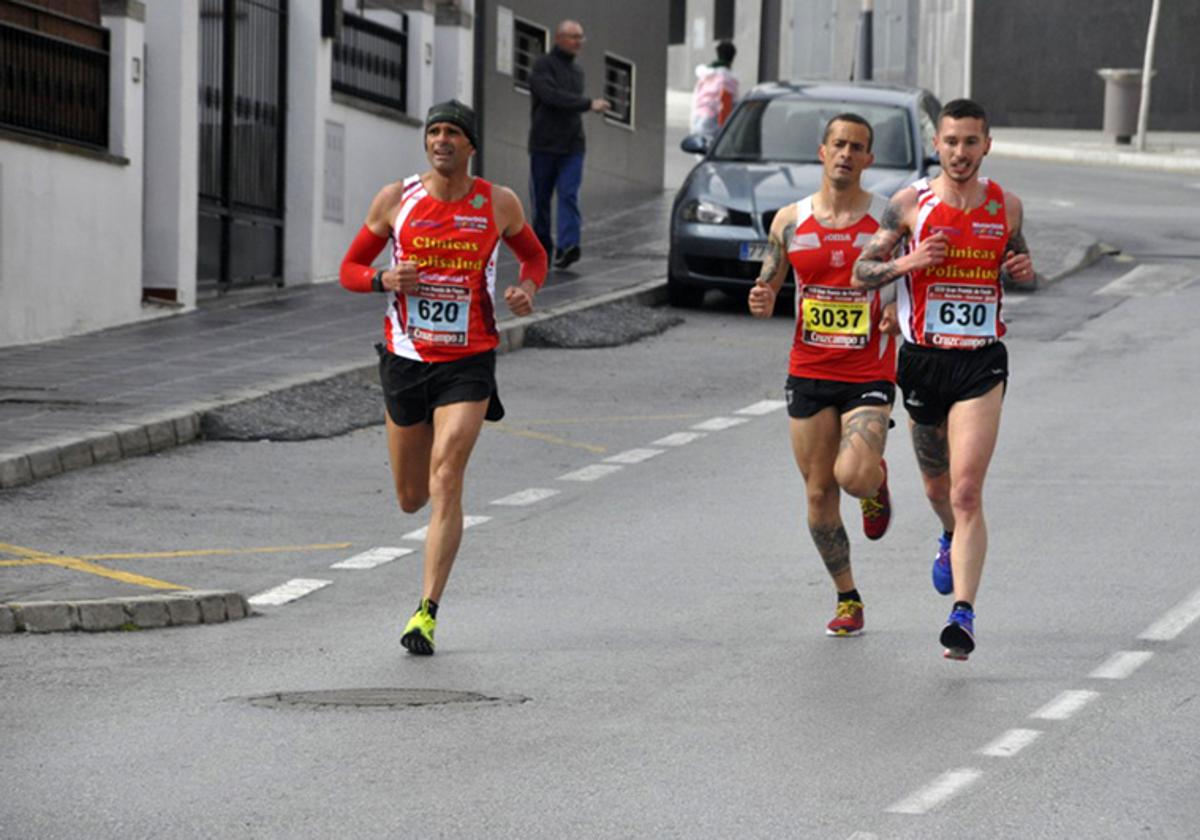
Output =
[{"x1": 668, "y1": 81, "x2": 942, "y2": 307}]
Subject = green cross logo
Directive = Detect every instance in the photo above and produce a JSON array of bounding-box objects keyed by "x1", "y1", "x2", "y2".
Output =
[
  {"x1": 470, "y1": 194, "x2": 487, "y2": 210},
  {"x1": 984, "y1": 199, "x2": 1002, "y2": 216}
]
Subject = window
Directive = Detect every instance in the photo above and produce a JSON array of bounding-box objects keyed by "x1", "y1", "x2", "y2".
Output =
[
  {"x1": 714, "y1": 0, "x2": 735, "y2": 41},
  {"x1": 669, "y1": 0, "x2": 686, "y2": 45},
  {"x1": 603, "y1": 53, "x2": 635, "y2": 129},
  {"x1": 331, "y1": 3, "x2": 408, "y2": 112},
  {"x1": 513, "y1": 18, "x2": 548, "y2": 92}
]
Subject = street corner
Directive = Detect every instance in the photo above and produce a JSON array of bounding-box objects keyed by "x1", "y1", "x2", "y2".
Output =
[{"x1": 0, "y1": 591, "x2": 252, "y2": 635}]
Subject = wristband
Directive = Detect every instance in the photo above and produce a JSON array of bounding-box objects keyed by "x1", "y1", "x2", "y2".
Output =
[{"x1": 372, "y1": 270, "x2": 385, "y2": 293}]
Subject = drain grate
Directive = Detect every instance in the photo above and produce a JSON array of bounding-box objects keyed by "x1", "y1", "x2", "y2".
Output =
[{"x1": 244, "y1": 688, "x2": 528, "y2": 709}]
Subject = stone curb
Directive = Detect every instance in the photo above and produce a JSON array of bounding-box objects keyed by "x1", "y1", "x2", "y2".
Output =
[
  {"x1": 0, "y1": 280, "x2": 668, "y2": 491},
  {"x1": 991, "y1": 141, "x2": 1200, "y2": 174},
  {"x1": 0, "y1": 590, "x2": 252, "y2": 634}
]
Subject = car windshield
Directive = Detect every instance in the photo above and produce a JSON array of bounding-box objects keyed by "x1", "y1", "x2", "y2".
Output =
[{"x1": 710, "y1": 98, "x2": 914, "y2": 168}]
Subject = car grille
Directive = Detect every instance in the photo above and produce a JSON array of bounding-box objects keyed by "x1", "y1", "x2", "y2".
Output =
[
  {"x1": 683, "y1": 256, "x2": 761, "y2": 279},
  {"x1": 762, "y1": 209, "x2": 778, "y2": 234}
]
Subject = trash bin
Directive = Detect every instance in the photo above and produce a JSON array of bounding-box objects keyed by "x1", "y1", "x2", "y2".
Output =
[{"x1": 1096, "y1": 68, "x2": 1154, "y2": 144}]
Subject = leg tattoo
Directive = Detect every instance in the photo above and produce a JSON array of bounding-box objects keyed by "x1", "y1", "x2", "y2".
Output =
[
  {"x1": 809, "y1": 522, "x2": 851, "y2": 578},
  {"x1": 840, "y1": 409, "x2": 889, "y2": 455},
  {"x1": 911, "y1": 422, "x2": 949, "y2": 477}
]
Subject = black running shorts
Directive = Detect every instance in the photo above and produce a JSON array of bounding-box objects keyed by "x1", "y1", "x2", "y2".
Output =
[
  {"x1": 378, "y1": 347, "x2": 505, "y2": 427},
  {"x1": 897, "y1": 341, "x2": 1007, "y2": 427},
  {"x1": 785, "y1": 376, "x2": 896, "y2": 420}
]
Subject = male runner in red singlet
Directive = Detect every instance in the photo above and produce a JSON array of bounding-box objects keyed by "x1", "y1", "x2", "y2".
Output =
[
  {"x1": 852, "y1": 98, "x2": 1035, "y2": 660},
  {"x1": 339, "y1": 100, "x2": 548, "y2": 655},
  {"x1": 749, "y1": 113, "x2": 896, "y2": 637}
]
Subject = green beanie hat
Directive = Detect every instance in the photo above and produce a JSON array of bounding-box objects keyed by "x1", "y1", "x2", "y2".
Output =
[{"x1": 425, "y1": 99, "x2": 479, "y2": 149}]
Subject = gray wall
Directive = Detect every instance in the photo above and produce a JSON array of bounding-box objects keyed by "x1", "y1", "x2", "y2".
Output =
[
  {"x1": 475, "y1": 0, "x2": 668, "y2": 211},
  {"x1": 971, "y1": 0, "x2": 1200, "y2": 130}
]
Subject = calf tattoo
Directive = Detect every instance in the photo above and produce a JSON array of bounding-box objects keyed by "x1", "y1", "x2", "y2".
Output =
[
  {"x1": 810, "y1": 522, "x2": 851, "y2": 577},
  {"x1": 911, "y1": 422, "x2": 949, "y2": 477}
]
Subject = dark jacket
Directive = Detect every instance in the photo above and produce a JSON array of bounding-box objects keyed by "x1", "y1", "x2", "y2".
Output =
[{"x1": 528, "y1": 47, "x2": 592, "y2": 155}]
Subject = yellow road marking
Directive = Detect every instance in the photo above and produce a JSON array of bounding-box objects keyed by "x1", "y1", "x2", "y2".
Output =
[
  {"x1": 79, "y1": 542, "x2": 353, "y2": 561},
  {"x1": 33, "y1": 555, "x2": 187, "y2": 590},
  {"x1": 0, "y1": 559, "x2": 43, "y2": 567},
  {"x1": 490, "y1": 424, "x2": 607, "y2": 454},
  {"x1": 511, "y1": 413, "x2": 703, "y2": 426}
]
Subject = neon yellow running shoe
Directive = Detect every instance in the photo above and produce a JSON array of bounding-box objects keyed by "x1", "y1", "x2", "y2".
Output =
[{"x1": 401, "y1": 600, "x2": 437, "y2": 655}]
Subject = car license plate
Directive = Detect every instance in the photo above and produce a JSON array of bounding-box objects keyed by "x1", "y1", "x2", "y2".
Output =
[{"x1": 739, "y1": 241, "x2": 771, "y2": 262}]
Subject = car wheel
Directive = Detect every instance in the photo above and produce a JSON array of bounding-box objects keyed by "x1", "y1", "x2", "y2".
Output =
[{"x1": 667, "y1": 273, "x2": 706, "y2": 308}]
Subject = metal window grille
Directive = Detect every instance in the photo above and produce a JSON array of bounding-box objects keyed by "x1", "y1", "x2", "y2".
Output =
[
  {"x1": 512, "y1": 18, "x2": 546, "y2": 92},
  {"x1": 603, "y1": 53, "x2": 635, "y2": 128},
  {"x1": 332, "y1": 10, "x2": 407, "y2": 112},
  {"x1": 0, "y1": 19, "x2": 110, "y2": 149}
]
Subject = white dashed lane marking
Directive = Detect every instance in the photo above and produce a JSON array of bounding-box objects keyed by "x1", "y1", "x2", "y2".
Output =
[
  {"x1": 1089, "y1": 650, "x2": 1154, "y2": 680},
  {"x1": 692, "y1": 416, "x2": 749, "y2": 431},
  {"x1": 886, "y1": 768, "x2": 982, "y2": 815},
  {"x1": 604, "y1": 448, "x2": 664, "y2": 464},
  {"x1": 248, "y1": 578, "x2": 332, "y2": 607},
  {"x1": 402, "y1": 515, "x2": 491, "y2": 541},
  {"x1": 1031, "y1": 689, "x2": 1100, "y2": 721},
  {"x1": 653, "y1": 431, "x2": 707, "y2": 446},
  {"x1": 557, "y1": 464, "x2": 624, "y2": 482},
  {"x1": 978, "y1": 728, "x2": 1042, "y2": 758},
  {"x1": 330, "y1": 547, "x2": 413, "y2": 569},
  {"x1": 1138, "y1": 586, "x2": 1200, "y2": 641},
  {"x1": 1095, "y1": 263, "x2": 1197, "y2": 296},
  {"x1": 735, "y1": 399, "x2": 787, "y2": 416},
  {"x1": 491, "y1": 487, "x2": 560, "y2": 506}
]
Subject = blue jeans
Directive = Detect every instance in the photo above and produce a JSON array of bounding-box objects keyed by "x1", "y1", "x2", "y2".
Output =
[{"x1": 529, "y1": 151, "x2": 583, "y2": 256}]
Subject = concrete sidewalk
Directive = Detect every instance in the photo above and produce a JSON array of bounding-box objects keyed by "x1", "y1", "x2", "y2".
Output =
[{"x1": 991, "y1": 126, "x2": 1200, "y2": 173}]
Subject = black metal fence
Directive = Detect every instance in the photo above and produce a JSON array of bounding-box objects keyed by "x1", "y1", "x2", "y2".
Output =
[
  {"x1": 0, "y1": 19, "x2": 110, "y2": 149},
  {"x1": 332, "y1": 12, "x2": 407, "y2": 112}
]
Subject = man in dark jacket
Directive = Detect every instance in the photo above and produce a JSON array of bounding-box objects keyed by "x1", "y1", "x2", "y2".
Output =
[{"x1": 528, "y1": 19, "x2": 610, "y2": 270}]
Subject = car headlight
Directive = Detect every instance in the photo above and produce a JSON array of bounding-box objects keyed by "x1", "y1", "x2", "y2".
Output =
[{"x1": 679, "y1": 199, "x2": 731, "y2": 224}]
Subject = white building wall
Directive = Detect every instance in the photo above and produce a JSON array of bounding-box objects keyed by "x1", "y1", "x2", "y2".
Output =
[
  {"x1": 434, "y1": 0, "x2": 474, "y2": 104},
  {"x1": 668, "y1": 0, "x2": 763, "y2": 91},
  {"x1": 0, "y1": 8, "x2": 146, "y2": 348},
  {"x1": 142, "y1": 0, "x2": 198, "y2": 304},
  {"x1": 916, "y1": 0, "x2": 970, "y2": 101}
]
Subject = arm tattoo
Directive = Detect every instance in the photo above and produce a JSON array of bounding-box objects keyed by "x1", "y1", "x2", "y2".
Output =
[
  {"x1": 852, "y1": 200, "x2": 905, "y2": 290},
  {"x1": 839, "y1": 409, "x2": 889, "y2": 456},
  {"x1": 756, "y1": 233, "x2": 785, "y2": 285},
  {"x1": 911, "y1": 422, "x2": 949, "y2": 478},
  {"x1": 809, "y1": 522, "x2": 851, "y2": 578}
]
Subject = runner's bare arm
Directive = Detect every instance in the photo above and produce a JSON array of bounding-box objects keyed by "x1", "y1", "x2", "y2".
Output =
[
  {"x1": 1000, "y1": 192, "x2": 1035, "y2": 285},
  {"x1": 748, "y1": 205, "x2": 796, "y2": 318},
  {"x1": 851, "y1": 193, "x2": 910, "y2": 289}
]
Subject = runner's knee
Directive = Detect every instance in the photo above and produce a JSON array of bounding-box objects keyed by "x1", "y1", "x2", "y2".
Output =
[{"x1": 949, "y1": 479, "x2": 983, "y2": 515}]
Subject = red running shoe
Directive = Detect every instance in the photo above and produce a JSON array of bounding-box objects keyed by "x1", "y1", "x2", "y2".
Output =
[
  {"x1": 859, "y1": 458, "x2": 892, "y2": 541},
  {"x1": 825, "y1": 599, "x2": 864, "y2": 637}
]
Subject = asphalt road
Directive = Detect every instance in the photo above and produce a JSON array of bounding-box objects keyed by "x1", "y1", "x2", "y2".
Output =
[{"x1": 3, "y1": 159, "x2": 1200, "y2": 839}]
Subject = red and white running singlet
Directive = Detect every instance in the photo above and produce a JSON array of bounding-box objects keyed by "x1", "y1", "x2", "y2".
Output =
[
  {"x1": 383, "y1": 175, "x2": 501, "y2": 362},
  {"x1": 785, "y1": 193, "x2": 896, "y2": 383},
  {"x1": 897, "y1": 177, "x2": 1009, "y2": 349}
]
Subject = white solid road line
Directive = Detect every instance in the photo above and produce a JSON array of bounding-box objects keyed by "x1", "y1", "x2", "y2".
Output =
[
  {"x1": 652, "y1": 431, "x2": 707, "y2": 446},
  {"x1": 1138, "y1": 586, "x2": 1200, "y2": 641},
  {"x1": 1089, "y1": 650, "x2": 1155, "y2": 680},
  {"x1": 491, "y1": 487, "x2": 560, "y2": 506},
  {"x1": 402, "y1": 515, "x2": 491, "y2": 541},
  {"x1": 330, "y1": 547, "x2": 413, "y2": 569},
  {"x1": 978, "y1": 728, "x2": 1042, "y2": 758},
  {"x1": 735, "y1": 399, "x2": 787, "y2": 415},
  {"x1": 1031, "y1": 689, "x2": 1100, "y2": 721},
  {"x1": 604, "y1": 448, "x2": 664, "y2": 464},
  {"x1": 886, "y1": 768, "x2": 983, "y2": 815},
  {"x1": 692, "y1": 416, "x2": 749, "y2": 431},
  {"x1": 248, "y1": 578, "x2": 332, "y2": 607},
  {"x1": 557, "y1": 463, "x2": 624, "y2": 482}
]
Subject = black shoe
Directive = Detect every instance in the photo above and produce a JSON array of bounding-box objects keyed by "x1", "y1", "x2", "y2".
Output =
[{"x1": 554, "y1": 245, "x2": 581, "y2": 270}]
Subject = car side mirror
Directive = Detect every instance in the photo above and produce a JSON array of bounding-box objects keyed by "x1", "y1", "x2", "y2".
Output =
[
  {"x1": 680, "y1": 134, "x2": 710, "y2": 155},
  {"x1": 924, "y1": 153, "x2": 941, "y2": 169}
]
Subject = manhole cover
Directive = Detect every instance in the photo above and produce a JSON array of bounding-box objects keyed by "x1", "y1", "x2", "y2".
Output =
[{"x1": 244, "y1": 688, "x2": 528, "y2": 709}]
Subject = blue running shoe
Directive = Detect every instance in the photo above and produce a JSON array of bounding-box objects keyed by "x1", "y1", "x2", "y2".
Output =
[
  {"x1": 931, "y1": 532, "x2": 953, "y2": 595},
  {"x1": 940, "y1": 606, "x2": 975, "y2": 660}
]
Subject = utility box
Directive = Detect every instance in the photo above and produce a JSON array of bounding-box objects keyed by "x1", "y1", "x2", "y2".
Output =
[{"x1": 1096, "y1": 68, "x2": 1154, "y2": 144}]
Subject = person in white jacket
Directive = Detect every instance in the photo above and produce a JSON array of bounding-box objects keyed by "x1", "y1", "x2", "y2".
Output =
[{"x1": 690, "y1": 40, "x2": 739, "y2": 138}]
